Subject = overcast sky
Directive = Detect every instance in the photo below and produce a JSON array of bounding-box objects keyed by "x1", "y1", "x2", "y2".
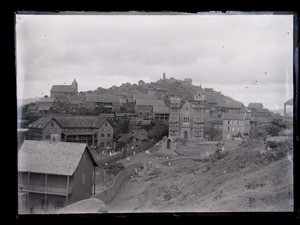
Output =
[{"x1": 16, "y1": 13, "x2": 293, "y2": 111}]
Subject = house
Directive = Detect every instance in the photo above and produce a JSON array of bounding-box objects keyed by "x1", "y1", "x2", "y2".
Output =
[
  {"x1": 65, "y1": 94, "x2": 86, "y2": 110},
  {"x1": 115, "y1": 112, "x2": 138, "y2": 121},
  {"x1": 168, "y1": 90, "x2": 206, "y2": 141},
  {"x1": 182, "y1": 78, "x2": 192, "y2": 86},
  {"x1": 84, "y1": 94, "x2": 120, "y2": 112},
  {"x1": 132, "y1": 93, "x2": 158, "y2": 101},
  {"x1": 27, "y1": 116, "x2": 114, "y2": 149},
  {"x1": 127, "y1": 133, "x2": 150, "y2": 151},
  {"x1": 114, "y1": 134, "x2": 130, "y2": 150},
  {"x1": 18, "y1": 140, "x2": 98, "y2": 212},
  {"x1": 222, "y1": 112, "x2": 251, "y2": 141},
  {"x1": 153, "y1": 106, "x2": 169, "y2": 122},
  {"x1": 26, "y1": 104, "x2": 39, "y2": 115},
  {"x1": 205, "y1": 111, "x2": 223, "y2": 129},
  {"x1": 134, "y1": 99, "x2": 165, "y2": 119},
  {"x1": 130, "y1": 128, "x2": 148, "y2": 137},
  {"x1": 248, "y1": 103, "x2": 264, "y2": 110},
  {"x1": 50, "y1": 79, "x2": 78, "y2": 100}
]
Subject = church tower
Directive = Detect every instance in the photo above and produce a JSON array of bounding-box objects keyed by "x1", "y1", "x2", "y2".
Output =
[
  {"x1": 71, "y1": 79, "x2": 78, "y2": 94},
  {"x1": 168, "y1": 97, "x2": 181, "y2": 139}
]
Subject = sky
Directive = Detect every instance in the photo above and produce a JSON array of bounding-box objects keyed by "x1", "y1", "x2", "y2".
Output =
[{"x1": 16, "y1": 13, "x2": 294, "y2": 111}]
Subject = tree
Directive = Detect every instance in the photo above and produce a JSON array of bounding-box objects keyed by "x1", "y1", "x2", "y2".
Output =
[
  {"x1": 148, "y1": 120, "x2": 168, "y2": 141},
  {"x1": 266, "y1": 119, "x2": 287, "y2": 137},
  {"x1": 113, "y1": 118, "x2": 130, "y2": 139},
  {"x1": 204, "y1": 127, "x2": 222, "y2": 141}
]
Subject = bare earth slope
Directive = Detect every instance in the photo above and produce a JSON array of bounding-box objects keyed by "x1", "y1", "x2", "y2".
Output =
[{"x1": 106, "y1": 143, "x2": 293, "y2": 212}]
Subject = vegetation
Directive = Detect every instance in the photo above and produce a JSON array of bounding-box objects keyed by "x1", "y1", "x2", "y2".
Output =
[
  {"x1": 104, "y1": 163, "x2": 125, "y2": 176},
  {"x1": 148, "y1": 120, "x2": 169, "y2": 142},
  {"x1": 204, "y1": 127, "x2": 222, "y2": 141},
  {"x1": 266, "y1": 119, "x2": 287, "y2": 137}
]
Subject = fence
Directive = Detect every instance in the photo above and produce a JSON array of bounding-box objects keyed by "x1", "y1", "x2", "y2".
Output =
[{"x1": 95, "y1": 163, "x2": 142, "y2": 203}]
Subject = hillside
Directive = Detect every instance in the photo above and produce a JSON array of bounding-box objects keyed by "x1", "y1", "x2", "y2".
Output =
[{"x1": 106, "y1": 142, "x2": 293, "y2": 212}]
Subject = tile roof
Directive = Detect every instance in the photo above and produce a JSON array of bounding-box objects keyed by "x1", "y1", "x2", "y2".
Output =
[
  {"x1": 28, "y1": 116, "x2": 56, "y2": 129},
  {"x1": 38, "y1": 97, "x2": 58, "y2": 103},
  {"x1": 135, "y1": 99, "x2": 165, "y2": 107},
  {"x1": 18, "y1": 140, "x2": 87, "y2": 175},
  {"x1": 37, "y1": 104, "x2": 53, "y2": 111},
  {"x1": 51, "y1": 85, "x2": 75, "y2": 93},
  {"x1": 55, "y1": 116, "x2": 108, "y2": 128},
  {"x1": 248, "y1": 103, "x2": 263, "y2": 109},
  {"x1": 130, "y1": 129, "x2": 148, "y2": 136},
  {"x1": 153, "y1": 106, "x2": 169, "y2": 114},
  {"x1": 223, "y1": 113, "x2": 248, "y2": 120},
  {"x1": 86, "y1": 94, "x2": 120, "y2": 103}
]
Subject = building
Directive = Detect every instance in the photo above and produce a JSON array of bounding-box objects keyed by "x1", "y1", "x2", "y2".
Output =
[
  {"x1": 18, "y1": 140, "x2": 98, "y2": 212},
  {"x1": 127, "y1": 133, "x2": 150, "y2": 151},
  {"x1": 248, "y1": 103, "x2": 264, "y2": 110},
  {"x1": 84, "y1": 94, "x2": 120, "y2": 112},
  {"x1": 222, "y1": 112, "x2": 251, "y2": 140},
  {"x1": 153, "y1": 106, "x2": 169, "y2": 122},
  {"x1": 284, "y1": 98, "x2": 293, "y2": 127},
  {"x1": 27, "y1": 116, "x2": 114, "y2": 149},
  {"x1": 216, "y1": 102, "x2": 244, "y2": 113},
  {"x1": 168, "y1": 90, "x2": 206, "y2": 141},
  {"x1": 182, "y1": 78, "x2": 192, "y2": 86},
  {"x1": 50, "y1": 79, "x2": 78, "y2": 100},
  {"x1": 36, "y1": 97, "x2": 61, "y2": 115},
  {"x1": 114, "y1": 134, "x2": 130, "y2": 150},
  {"x1": 134, "y1": 99, "x2": 165, "y2": 119}
]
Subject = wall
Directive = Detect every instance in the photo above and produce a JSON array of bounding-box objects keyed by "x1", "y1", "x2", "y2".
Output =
[
  {"x1": 97, "y1": 121, "x2": 113, "y2": 148},
  {"x1": 69, "y1": 149, "x2": 94, "y2": 204},
  {"x1": 95, "y1": 163, "x2": 142, "y2": 203},
  {"x1": 42, "y1": 119, "x2": 62, "y2": 141}
]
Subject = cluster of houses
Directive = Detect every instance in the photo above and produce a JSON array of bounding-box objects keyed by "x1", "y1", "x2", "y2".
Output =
[{"x1": 18, "y1": 75, "x2": 293, "y2": 213}]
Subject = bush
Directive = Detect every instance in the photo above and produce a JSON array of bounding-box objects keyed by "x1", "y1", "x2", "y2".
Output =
[{"x1": 104, "y1": 163, "x2": 125, "y2": 176}]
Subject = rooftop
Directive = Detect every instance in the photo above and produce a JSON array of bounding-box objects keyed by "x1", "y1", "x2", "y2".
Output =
[
  {"x1": 153, "y1": 106, "x2": 169, "y2": 114},
  {"x1": 135, "y1": 99, "x2": 165, "y2": 107},
  {"x1": 51, "y1": 85, "x2": 75, "y2": 93},
  {"x1": 223, "y1": 112, "x2": 249, "y2": 120},
  {"x1": 86, "y1": 94, "x2": 120, "y2": 103},
  {"x1": 18, "y1": 140, "x2": 88, "y2": 175},
  {"x1": 38, "y1": 97, "x2": 58, "y2": 103}
]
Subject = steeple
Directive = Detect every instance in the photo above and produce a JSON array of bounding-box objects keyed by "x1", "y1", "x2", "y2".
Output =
[{"x1": 71, "y1": 79, "x2": 78, "y2": 93}]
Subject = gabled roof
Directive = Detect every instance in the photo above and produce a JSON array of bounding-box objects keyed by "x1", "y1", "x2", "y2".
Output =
[
  {"x1": 18, "y1": 140, "x2": 88, "y2": 175},
  {"x1": 55, "y1": 116, "x2": 109, "y2": 128},
  {"x1": 37, "y1": 104, "x2": 53, "y2": 111},
  {"x1": 135, "y1": 99, "x2": 165, "y2": 107},
  {"x1": 28, "y1": 116, "x2": 58, "y2": 129},
  {"x1": 51, "y1": 85, "x2": 75, "y2": 93},
  {"x1": 223, "y1": 113, "x2": 248, "y2": 120},
  {"x1": 130, "y1": 128, "x2": 148, "y2": 136},
  {"x1": 115, "y1": 134, "x2": 130, "y2": 142},
  {"x1": 129, "y1": 133, "x2": 148, "y2": 141},
  {"x1": 85, "y1": 94, "x2": 120, "y2": 103},
  {"x1": 27, "y1": 105, "x2": 38, "y2": 110},
  {"x1": 248, "y1": 103, "x2": 263, "y2": 109},
  {"x1": 38, "y1": 97, "x2": 58, "y2": 103},
  {"x1": 153, "y1": 106, "x2": 169, "y2": 114}
]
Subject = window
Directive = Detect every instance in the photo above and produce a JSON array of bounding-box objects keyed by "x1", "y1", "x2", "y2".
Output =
[
  {"x1": 237, "y1": 121, "x2": 240, "y2": 125},
  {"x1": 51, "y1": 122, "x2": 54, "y2": 127},
  {"x1": 107, "y1": 134, "x2": 111, "y2": 138},
  {"x1": 101, "y1": 134, "x2": 104, "y2": 138},
  {"x1": 227, "y1": 134, "x2": 230, "y2": 139},
  {"x1": 105, "y1": 123, "x2": 108, "y2": 127},
  {"x1": 100, "y1": 142, "x2": 105, "y2": 147},
  {"x1": 227, "y1": 121, "x2": 230, "y2": 124},
  {"x1": 82, "y1": 174, "x2": 85, "y2": 185},
  {"x1": 186, "y1": 106, "x2": 189, "y2": 111},
  {"x1": 46, "y1": 135, "x2": 50, "y2": 139},
  {"x1": 106, "y1": 142, "x2": 111, "y2": 147},
  {"x1": 232, "y1": 127, "x2": 235, "y2": 131},
  {"x1": 227, "y1": 127, "x2": 230, "y2": 131}
]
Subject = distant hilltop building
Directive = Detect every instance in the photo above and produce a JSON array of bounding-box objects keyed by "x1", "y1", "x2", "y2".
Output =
[
  {"x1": 168, "y1": 89, "x2": 206, "y2": 141},
  {"x1": 183, "y1": 78, "x2": 192, "y2": 86},
  {"x1": 50, "y1": 79, "x2": 78, "y2": 100}
]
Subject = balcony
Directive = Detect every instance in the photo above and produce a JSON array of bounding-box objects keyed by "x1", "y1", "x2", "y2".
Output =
[{"x1": 19, "y1": 184, "x2": 73, "y2": 196}]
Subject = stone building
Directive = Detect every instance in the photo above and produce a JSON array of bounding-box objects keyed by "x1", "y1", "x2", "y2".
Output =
[
  {"x1": 50, "y1": 79, "x2": 78, "y2": 100},
  {"x1": 168, "y1": 90, "x2": 206, "y2": 141}
]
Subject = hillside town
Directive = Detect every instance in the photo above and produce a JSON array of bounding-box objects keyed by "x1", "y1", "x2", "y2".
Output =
[{"x1": 17, "y1": 74, "x2": 293, "y2": 214}]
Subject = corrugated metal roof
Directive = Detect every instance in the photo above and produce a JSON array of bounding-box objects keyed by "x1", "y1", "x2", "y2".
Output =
[{"x1": 18, "y1": 140, "x2": 87, "y2": 175}]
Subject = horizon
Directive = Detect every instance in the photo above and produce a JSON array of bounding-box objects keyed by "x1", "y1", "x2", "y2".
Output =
[{"x1": 16, "y1": 13, "x2": 293, "y2": 111}]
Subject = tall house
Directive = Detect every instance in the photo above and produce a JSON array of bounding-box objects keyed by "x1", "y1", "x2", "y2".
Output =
[{"x1": 168, "y1": 97, "x2": 181, "y2": 139}]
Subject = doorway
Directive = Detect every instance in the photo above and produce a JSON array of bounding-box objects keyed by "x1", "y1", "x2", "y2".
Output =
[
  {"x1": 184, "y1": 131, "x2": 188, "y2": 141},
  {"x1": 167, "y1": 139, "x2": 171, "y2": 149}
]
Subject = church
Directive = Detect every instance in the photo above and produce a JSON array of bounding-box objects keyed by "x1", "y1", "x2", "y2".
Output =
[
  {"x1": 168, "y1": 89, "x2": 206, "y2": 141},
  {"x1": 50, "y1": 79, "x2": 78, "y2": 100}
]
